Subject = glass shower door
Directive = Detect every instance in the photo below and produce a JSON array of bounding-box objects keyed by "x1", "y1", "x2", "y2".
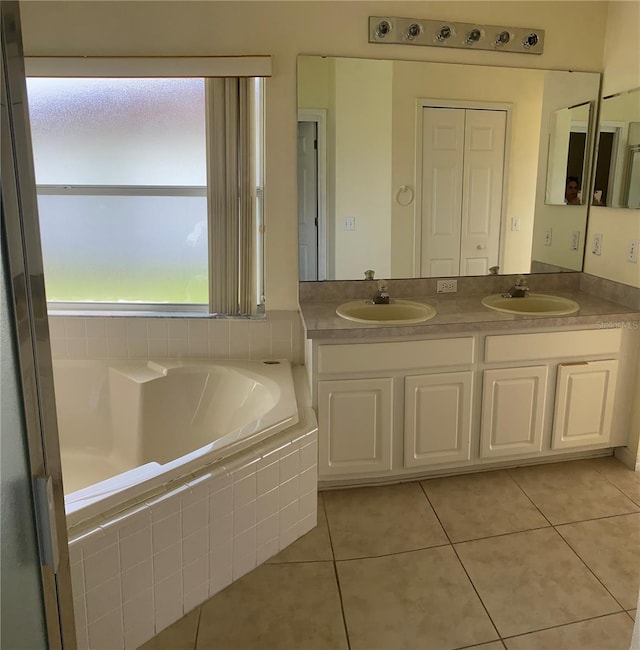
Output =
[{"x1": 1, "y1": 2, "x2": 75, "y2": 647}]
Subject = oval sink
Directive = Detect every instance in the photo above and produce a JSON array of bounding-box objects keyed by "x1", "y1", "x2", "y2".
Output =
[
  {"x1": 482, "y1": 293, "x2": 580, "y2": 316},
  {"x1": 336, "y1": 299, "x2": 436, "y2": 325}
]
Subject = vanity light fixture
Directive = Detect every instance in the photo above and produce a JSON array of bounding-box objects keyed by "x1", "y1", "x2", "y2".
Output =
[
  {"x1": 436, "y1": 25, "x2": 453, "y2": 42},
  {"x1": 494, "y1": 30, "x2": 511, "y2": 47},
  {"x1": 375, "y1": 19, "x2": 392, "y2": 39},
  {"x1": 369, "y1": 16, "x2": 544, "y2": 54},
  {"x1": 406, "y1": 22, "x2": 423, "y2": 40},
  {"x1": 465, "y1": 28, "x2": 482, "y2": 45}
]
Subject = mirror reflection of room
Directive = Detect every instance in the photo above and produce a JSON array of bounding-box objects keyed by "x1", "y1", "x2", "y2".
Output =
[
  {"x1": 297, "y1": 56, "x2": 599, "y2": 281},
  {"x1": 545, "y1": 102, "x2": 591, "y2": 206},
  {"x1": 593, "y1": 87, "x2": 640, "y2": 208}
]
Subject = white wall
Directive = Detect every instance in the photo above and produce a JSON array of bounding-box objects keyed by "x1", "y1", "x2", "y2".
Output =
[
  {"x1": 21, "y1": 0, "x2": 610, "y2": 309},
  {"x1": 584, "y1": 0, "x2": 640, "y2": 288}
]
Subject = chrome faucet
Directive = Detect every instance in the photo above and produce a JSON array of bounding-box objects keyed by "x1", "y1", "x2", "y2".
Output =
[
  {"x1": 502, "y1": 275, "x2": 530, "y2": 298},
  {"x1": 372, "y1": 280, "x2": 390, "y2": 304}
]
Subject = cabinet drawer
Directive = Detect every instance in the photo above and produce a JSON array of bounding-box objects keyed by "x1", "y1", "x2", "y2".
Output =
[
  {"x1": 317, "y1": 338, "x2": 474, "y2": 375},
  {"x1": 484, "y1": 329, "x2": 621, "y2": 364}
]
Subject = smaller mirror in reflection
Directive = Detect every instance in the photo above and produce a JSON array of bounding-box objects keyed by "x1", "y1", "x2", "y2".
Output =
[
  {"x1": 545, "y1": 102, "x2": 592, "y2": 206},
  {"x1": 593, "y1": 87, "x2": 640, "y2": 208}
]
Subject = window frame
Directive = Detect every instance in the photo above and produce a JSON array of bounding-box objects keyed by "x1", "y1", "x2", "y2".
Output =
[{"x1": 25, "y1": 57, "x2": 270, "y2": 317}]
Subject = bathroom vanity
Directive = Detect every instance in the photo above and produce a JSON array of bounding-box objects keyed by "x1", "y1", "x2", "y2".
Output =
[{"x1": 299, "y1": 276, "x2": 640, "y2": 486}]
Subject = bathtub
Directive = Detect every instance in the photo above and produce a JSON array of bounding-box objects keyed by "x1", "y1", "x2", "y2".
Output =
[{"x1": 53, "y1": 358, "x2": 300, "y2": 527}]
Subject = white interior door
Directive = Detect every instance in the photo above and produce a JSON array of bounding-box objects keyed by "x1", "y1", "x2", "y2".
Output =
[
  {"x1": 420, "y1": 106, "x2": 506, "y2": 277},
  {"x1": 460, "y1": 109, "x2": 506, "y2": 275},
  {"x1": 420, "y1": 108, "x2": 464, "y2": 277},
  {"x1": 297, "y1": 120, "x2": 318, "y2": 280}
]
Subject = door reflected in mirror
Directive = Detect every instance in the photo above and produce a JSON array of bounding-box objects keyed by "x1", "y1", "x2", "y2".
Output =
[
  {"x1": 297, "y1": 56, "x2": 600, "y2": 281},
  {"x1": 593, "y1": 87, "x2": 640, "y2": 208}
]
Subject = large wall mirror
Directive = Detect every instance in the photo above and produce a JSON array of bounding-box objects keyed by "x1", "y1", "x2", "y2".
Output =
[
  {"x1": 297, "y1": 55, "x2": 600, "y2": 281},
  {"x1": 593, "y1": 87, "x2": 640, "y2": 208}
]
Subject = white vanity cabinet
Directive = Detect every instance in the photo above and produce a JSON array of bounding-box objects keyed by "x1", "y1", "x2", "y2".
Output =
[
  {"x1": 317, "y1": 377, "x2": 393, "y2": 476},
  {"x1": 480, "y1": 365, "x2": 548, "y2": 458},
  {"x1": 552, "y1": 359, "x2": 618, "y2": 449},
  {"x1": 307, "y1": 324, "x2": 635, "y2": 484},
  {"x1": 480, "y1": 329, "x2": 623, "y2": 460},
  {"x1": 404, "y1": 371, "x2": 473, "y2": 468},
  {"x1": 312, "y1": 337, "x2": 475, "y2": 479}
]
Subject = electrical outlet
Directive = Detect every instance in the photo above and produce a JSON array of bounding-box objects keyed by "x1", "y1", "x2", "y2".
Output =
[
  {"x1": 570, "y1": 231, "x2": 580, "y2": 251},
  {"x1": 511, "y1": 217, "x2": 520, "y2": 232},
  {"x1": 592, "y1": 233, "x2": 603, "y2": 256},
  {"x1": 544, "y1": 229, "x2": 552, "y2": 246},
  {"x1": 436, "y1": 279, "x2": 458, "y2": 293},
  {"x1": 628, "y1": 239, "x2": 639, "y2": 263},
  {"x1": 343, "y1": 216, "x2": 355, "y2": 231}
]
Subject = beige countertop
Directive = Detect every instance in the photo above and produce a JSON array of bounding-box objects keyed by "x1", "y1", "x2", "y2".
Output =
[{"x1": 299, "y1": 290, "x2": 640, "y2": 340}]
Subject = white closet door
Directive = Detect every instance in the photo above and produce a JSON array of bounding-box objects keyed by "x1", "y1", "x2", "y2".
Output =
[
  {"x1": 420, "y1": 108, "x2": 465, "y2": 277},
  {"x1": 460, "y1": 109, "x2": 506, "y2": 276}
]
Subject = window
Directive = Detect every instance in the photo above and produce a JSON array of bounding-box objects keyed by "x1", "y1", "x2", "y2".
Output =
[{"x1": 26, "y1": 68, "x2": 265, "y2": 314}]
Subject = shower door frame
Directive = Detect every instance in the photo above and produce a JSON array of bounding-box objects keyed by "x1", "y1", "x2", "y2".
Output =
[{"x1": 1, "y1": 2, "x2": 76, "y2": 647}]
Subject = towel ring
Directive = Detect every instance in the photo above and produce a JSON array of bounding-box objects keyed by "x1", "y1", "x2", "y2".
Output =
[{"x1": 395, "y1": 185, "x2": 414, "y2": 206}]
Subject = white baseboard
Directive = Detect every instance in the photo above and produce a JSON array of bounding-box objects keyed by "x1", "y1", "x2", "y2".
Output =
[{"x1": 614, "y1": 446, "x2": 640, "y2": 471}]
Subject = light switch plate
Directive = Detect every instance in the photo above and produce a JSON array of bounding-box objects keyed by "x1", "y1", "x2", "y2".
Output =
[
  {"x1": 628, "y1": 239, "x2": 639, "y2": 263},
  {"x1": 592, "y1": 233, "x2": 602, "y2": 256}
]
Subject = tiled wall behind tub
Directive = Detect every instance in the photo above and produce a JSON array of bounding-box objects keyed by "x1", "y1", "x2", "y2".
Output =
[
  {"x1": 48, "y1": 311, "x2": 304, "y2": 364},
  {"x1": 69, "y1": 426, "x2": 318, "y2": 650}
]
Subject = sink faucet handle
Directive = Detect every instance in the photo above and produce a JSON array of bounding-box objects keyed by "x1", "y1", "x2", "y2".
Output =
[
  {"x1": 515, "y1": 275, "x2": 528, "y2": 287},
  {"x1": 377, "y1": 279, "x2": 388, "y2": 293},
  {"x1": 364, "y1": 269, "x2": 375, "y2": 280}
]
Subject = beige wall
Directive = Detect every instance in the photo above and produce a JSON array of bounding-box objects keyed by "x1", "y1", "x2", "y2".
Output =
[
  {"x1": 22, "y1": 1, "x2": 611, "y2": 309},
  {"x1": 584, "y1": 0, "x2": 640, "y2": 288}
]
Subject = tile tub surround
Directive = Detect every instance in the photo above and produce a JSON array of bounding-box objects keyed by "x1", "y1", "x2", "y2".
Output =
[
  {"x1": 68, "y1": 427, "x2": 318, "y2": 650},
  {"x1": 47, "y1": 310, "x2": 304, "y2": 364},
  {"x1": 298, "y1": 274, "x2": 640, "y2": 339},
  {"x1": 141, "y1": 456, "x2": 639, "y2": 650}
]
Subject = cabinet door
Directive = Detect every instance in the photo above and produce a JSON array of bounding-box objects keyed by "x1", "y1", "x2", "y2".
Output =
[
  {"x1": 404, "y1": 371, "x2": 473, "y2": 468},
  {"x1": 317, "y1": 378, "x2": 393, "y2": 476},
  {"x1": 480, "y1": 366, "x2": 548, "y2": 458},
  {"x1": 552, "y1": 360, "x2": 618, "y2": 449}
]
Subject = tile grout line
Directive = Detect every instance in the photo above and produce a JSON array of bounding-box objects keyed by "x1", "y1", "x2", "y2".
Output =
[
  {"x1": 507, "y1": 464, "x2": 640, "y2": 526},
  {"x1": 417, "y1": 481, "x2": 503, "y2": 645},
  {"x1": 548, "y1": 526, "x2": 629, "y2": 613},
  {"x1": 590, "y1": 465, "x2": 640, "y2": 509},
  {"x1": 505, "y1": 468, "x2": 554, "y2": 528},
  {"x1": 192, "y1": 605, "x2": 203, "y2": 650},
  {"x1": 504, "y1": 467, "x2": 634, "y2": 621},
  {"x1": 321, "y1": 494, "x2": 352, "y2": 650},
  {"x1": 500, "y1": 610, "x2": 634, "y2": 642}
]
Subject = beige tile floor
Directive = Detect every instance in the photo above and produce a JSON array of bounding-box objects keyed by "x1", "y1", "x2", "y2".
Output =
[{"x1": 140, "y1": 456, "x2": 639, "y2": 650}]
